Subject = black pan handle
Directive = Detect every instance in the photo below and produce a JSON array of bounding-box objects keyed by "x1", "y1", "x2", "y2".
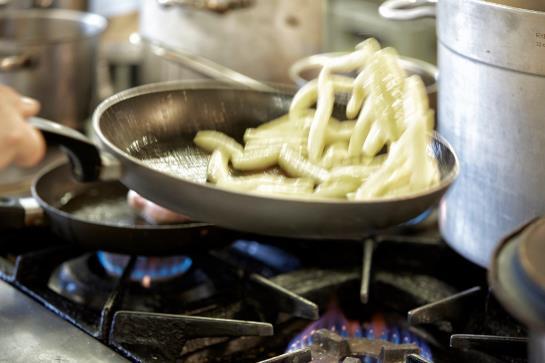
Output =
[
  {"x1": 0, "y1": 197, "x2": 44, "y2": 229},
  {"x1": 29, "y1": 117, "x2": 121, "y2": 182}
]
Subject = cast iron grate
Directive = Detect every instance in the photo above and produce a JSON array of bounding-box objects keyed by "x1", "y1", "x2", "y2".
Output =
[{"x1": 0, "y1": 225, "x2": 531, "y2": 363}]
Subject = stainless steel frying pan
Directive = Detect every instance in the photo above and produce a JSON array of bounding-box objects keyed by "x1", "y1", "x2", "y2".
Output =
[
  {"x1": 30, "y1": 81, "x2": 459, "y2": 239},
  {"x1": 0, "y1": 162, "x2": 226, "y2": 254}
]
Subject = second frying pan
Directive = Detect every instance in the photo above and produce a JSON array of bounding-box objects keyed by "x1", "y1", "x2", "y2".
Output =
[
  {"x1": 0, "y1": 163, "x2": 225, "y2": 255},
  {"x1": 29, "y1": 81, "x2": 459, "y2": 239}
]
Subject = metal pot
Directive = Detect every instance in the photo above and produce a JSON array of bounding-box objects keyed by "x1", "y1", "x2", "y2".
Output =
[
  {"x1": 288, "y1": 51, "x2": 438, "y2": 110},
  {"x1": 0, "y1": 0, "x2": 88, "y2": 10},
  {"x1": 139, "y1": 0, "x2": 324, "y2": 84},
  {"x1": 0, "y1": 10, "x2": 107, "y2": 129},
  {"x1": 380, "y1": 0, "x2": 545, "y2": 267}
]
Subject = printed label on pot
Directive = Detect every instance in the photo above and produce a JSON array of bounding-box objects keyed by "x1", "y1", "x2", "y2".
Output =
[{"x1": 536, "y1": 32, "x2": 545, "y2": 48}]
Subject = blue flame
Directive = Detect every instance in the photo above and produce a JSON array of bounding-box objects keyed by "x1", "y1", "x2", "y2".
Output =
[
  {"x1": 231, "y1": 240, "x2": 301, "y2": 273},
  {"x1": 97, "y1": 252, "x2": 192, "y2": 282},
  {"x1": 404, "y1": 208, "x2": 433, "y2": 226},
  {"x1": 287, "y1": 307, "x2": 362, "y2": 352},
  {"x1": 361, "y1": 319, "x2": 433, "y2": 362},
  {"x1": 287, "y1": 310, "x2": 433, "y2": 362}
]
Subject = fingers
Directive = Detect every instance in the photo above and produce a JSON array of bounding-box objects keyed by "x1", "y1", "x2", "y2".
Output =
[
  {"x1": 0, "y1": 107, "x2": 46, "y2": 168},
  {"x1": 19, "y1": 96, "x2": 41, "y2": 118},
  {"x1": 0, "y1": 84, "x2": 22, "y2": 103},
  {"x1": 0, "y1": 85, "x2": 39, "y2": 115},
  {"x1": 0, "y1": 133, "x2": 17, "y2": 169},
  {"x1": 0, "y1": 86, "x2": 45, "y2": 168},
  {"x1": 13, "y1": 122, "x2": 46, "y2": 167},
  {"x1": 127, "y1": 191, "x2": 191, "y2": 224}
]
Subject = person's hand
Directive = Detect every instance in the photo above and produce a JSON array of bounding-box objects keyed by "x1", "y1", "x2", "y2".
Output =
[
  {"x1": 0, "y1": 85, "x2": 45, "y2": 169},
  {"x1": 127, "y1": 190, "x2": 191, "y2": 224}
]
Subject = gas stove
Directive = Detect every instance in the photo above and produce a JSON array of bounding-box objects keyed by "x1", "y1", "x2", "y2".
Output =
[{"x1": 0, "y1": 214, "x2": 530, "y2": 363}]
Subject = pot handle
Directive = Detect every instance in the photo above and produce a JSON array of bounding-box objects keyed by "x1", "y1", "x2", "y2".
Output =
[
  {"x1": 379, "y1": 0, "x2": 437, "y2": 21},
  {"x1": 28, "y1": 118, "x2": 121, "y2": 182},
  {"x1": 0, "y1": 53, "x2": 37, "y2": 72},
  {"x1": 156, "y1": 0, "x2": 254, "y2": 14},
  {"x1": 141, "y1": 36, "x2": 275, "y2": 92},
  {"x1": 0, "y1": 197, "x2": 44, "y2": 229}
]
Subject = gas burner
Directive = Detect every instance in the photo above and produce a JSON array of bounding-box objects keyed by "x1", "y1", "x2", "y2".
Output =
[
  {"x1": 287, "y1": 307, "x2": 364, "y2": 346},
  {"x1": 1, "y1": 220, "x2": 535, "y2": 362},
  {"x1": 228, "y1": 240, "x2": 301, "y2": 277},
  {"x1": 48, "y1": 252, "x2": 215, "y2": 312},
  {"x1": 285, "y1": 307, "x2": 432, "y2": 362},
  {"x1": 97, "y1": 252, "x2": 193, "y2": 285}
]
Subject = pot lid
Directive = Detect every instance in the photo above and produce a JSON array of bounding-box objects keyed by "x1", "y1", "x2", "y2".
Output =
[{"x1": 489, "y1": 217, "x2": 545, "y2": 330}]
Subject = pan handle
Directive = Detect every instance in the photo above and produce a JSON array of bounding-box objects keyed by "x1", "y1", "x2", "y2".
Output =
[
  {"x1": 28, "y1": 117, "x2": 121, "y2": 182},
  {"x1": 0, "y1": 53, "x2": 38, "y2": 72},
  {"x1": 0, "y1": 197, "x2": 44, "y2": 229},
  {"x1": 137, "y1": 36, "x2": 275, "y2": 93},
  {"x1": 157, "y1": 0, "x2": 254, "y2": 13}
]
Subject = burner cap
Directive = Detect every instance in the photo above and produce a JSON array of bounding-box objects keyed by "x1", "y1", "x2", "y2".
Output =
[{"x1": 489, "y1": 217, "x2": 545, "y2": 330}]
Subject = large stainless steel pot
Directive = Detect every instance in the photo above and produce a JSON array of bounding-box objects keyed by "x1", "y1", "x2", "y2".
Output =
[
  {"x1": 0, "y1": 10, "x2": 107, "y2": 129},
  {"x1": 0, "y1": 0, "x2": 88, "y2": 10},
  {"x1": 139, "y1": 0, "x2": 324, "y2": 84},
  {"x1": 380, "y1": 0, "x2": 545, "y2": 267}
]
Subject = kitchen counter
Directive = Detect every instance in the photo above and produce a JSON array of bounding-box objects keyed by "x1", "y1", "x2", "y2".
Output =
[{"x1": 0, "y1": 280, "x2": 127, "y2": 363}]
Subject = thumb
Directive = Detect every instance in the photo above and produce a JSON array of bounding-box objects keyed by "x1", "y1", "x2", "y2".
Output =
[{"x1": 18, "y1": 96, "x2": 41, "y2": 118}]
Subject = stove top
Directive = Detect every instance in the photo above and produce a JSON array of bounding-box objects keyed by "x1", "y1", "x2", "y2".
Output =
[
  {"x1": 0, "y1": 215, "x2": 530, "y2": 363},
  {"x1": 0, "y1": 280, "x2": 127, "y2": 362}
]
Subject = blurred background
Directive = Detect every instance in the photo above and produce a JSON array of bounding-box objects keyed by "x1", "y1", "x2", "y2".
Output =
[{"x1": 0, "y1": 0, "x2": 436, "y2": 193}]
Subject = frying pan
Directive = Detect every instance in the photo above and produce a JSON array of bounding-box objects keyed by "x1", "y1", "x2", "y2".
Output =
[
  {"x1": 29, "y1": 81, "x2": 459, "y2": 240},
  {"x1": 0, "y1": 162, "x2": 225, "y2": 255}
]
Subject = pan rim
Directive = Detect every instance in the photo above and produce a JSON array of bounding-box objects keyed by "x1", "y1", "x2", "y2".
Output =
[
  {"x1": 92, "y1": 80, "x2": 459, "y2": 206},
  {"x1": 31, "y1": 162, "x2": 211, "y2": 231}
]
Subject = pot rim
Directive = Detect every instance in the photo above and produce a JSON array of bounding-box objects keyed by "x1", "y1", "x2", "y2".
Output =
[
  {"x1": 288, "y1": 51, "x2": 438, "y2": 95},
  {"x1": 467, "y1": 0, "x2": 545, "y2": 15},
  {"x1": 0, "y1": 9, "x2": 107, "y2": 46}
]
